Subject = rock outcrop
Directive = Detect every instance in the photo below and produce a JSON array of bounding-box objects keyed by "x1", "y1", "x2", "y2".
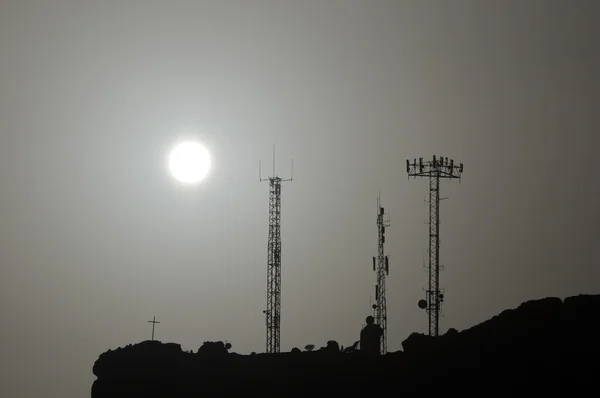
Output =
[{"x1": 92, "y1": 294, "x2": 600, "y2": 397}]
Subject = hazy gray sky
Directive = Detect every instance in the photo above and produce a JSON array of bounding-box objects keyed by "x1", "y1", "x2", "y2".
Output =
[{"x1": 1, "y1": 0, "x2": 598, "y2": 396}]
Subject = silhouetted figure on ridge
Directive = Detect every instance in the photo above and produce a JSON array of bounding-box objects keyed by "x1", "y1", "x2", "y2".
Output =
[{"x1": 360, "y1": 316, "x2": 383, "y2": 355}]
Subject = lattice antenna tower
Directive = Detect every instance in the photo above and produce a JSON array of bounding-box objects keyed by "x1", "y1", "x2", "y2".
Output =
[
  {"x1": 371, "y1": 193, "x2": 390, "y2": 354},
  {"x1": 407, "y1": 156, "x2": 463, "y2": 337},
  {"x1": 259, "y1": 146, "x2": 293, "y2": 354}
]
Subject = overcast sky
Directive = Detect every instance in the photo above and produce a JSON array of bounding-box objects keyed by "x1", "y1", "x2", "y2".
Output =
[{"x1": 1, "y1": 1, "x2": 599, "y2": 397}]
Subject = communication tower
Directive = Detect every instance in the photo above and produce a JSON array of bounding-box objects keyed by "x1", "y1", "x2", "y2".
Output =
[
  {"x1": 407, "y1": 156, "x2": 463, "y2": 337},
  {"x1": 260, "y1": 147, "x2": 293, "y2": 353},
  {"x1": 372, "y1": 194, "x2": 390, "y2": 354}
]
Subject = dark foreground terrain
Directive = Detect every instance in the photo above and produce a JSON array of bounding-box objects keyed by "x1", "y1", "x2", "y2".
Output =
[{"x1": 93, "y1": 294, "x2": 600, "y2": 397}]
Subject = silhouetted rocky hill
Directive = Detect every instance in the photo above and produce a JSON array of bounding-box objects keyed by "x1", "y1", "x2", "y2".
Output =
[{"x1": 92, "y1": 294, "x2": 600, "y2": 397}]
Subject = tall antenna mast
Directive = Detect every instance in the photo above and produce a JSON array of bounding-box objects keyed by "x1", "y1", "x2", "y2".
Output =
[
  {"x1": 372, "y1": 194, "x2": 390, "y2": 354},
  {"x1": 407, "y1": 156, "x2": 464, "y2": 337},
  {"x1": 259, "y1": 146, "x2": 293, "y2": 354}
]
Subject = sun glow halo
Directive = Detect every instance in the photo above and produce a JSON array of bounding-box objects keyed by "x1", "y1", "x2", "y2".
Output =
[{"x1": 168, "y1": 141, "x2": 211, "y2": 184}]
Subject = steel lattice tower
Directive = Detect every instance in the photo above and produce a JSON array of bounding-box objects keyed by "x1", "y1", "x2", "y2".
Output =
[
  {"x1": 260, "y1": 149, "x2": 292, "y2": 353},
  {"x1": 372, "y1": 195, "x2": 390, "y2": 354},
  {"x1": 407, "y1": 156, "x2": 463, "y2": 337}
]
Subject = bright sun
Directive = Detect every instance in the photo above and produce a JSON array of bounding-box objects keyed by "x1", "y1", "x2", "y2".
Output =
[{"x1": 168, "y1": 141, "x2": 211, "y2": 184}]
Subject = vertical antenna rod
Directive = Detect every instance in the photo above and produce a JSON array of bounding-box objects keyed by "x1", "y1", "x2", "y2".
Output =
[
  {"x1": 260, "y1": 147, "x2": 293, "y2": 354},
  {"x1": 148, "y1": 316, "x2": 160, "y2": 341},
  {"x1": 407, "y1": 156, "x2": 463, "y2": 337},
  {"x1": 372, "y1": 194, "x2": 391, "y2": 354}
]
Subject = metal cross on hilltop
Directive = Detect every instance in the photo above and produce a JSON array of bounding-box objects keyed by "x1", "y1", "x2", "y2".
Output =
[{"x1": 148, "y1": 316, "x2": 160, "y2": 341}]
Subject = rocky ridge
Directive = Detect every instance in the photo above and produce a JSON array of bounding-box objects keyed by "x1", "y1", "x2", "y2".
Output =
[{"x1": 92, "y1": 294, "x2": 600, "y2": 396}]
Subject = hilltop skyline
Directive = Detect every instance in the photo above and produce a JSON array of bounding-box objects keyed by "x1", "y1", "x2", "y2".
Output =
[{"x1": 1, "y1": 1, "x2": 598, "y2": 397}]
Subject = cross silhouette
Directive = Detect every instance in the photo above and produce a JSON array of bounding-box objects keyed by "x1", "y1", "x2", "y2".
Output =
[{"x1": 148, "y1": 316, "x2": 160, "y2": 341}]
